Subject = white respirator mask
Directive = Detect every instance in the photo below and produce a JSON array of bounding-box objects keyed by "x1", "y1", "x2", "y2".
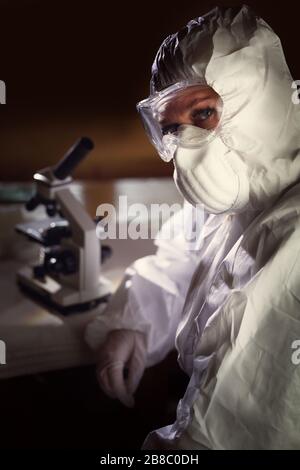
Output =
[{"x1": 173, "y1": 125, "x2": 250, "y2": 214}]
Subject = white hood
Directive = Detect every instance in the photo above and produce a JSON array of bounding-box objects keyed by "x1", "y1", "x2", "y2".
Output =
[{"x1": 151, "y1": 5, "x2": 300, "y2": 210}]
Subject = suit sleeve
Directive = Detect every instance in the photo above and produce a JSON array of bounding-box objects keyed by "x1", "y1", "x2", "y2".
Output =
[{"x1": 85, "y1": 202, "x2": 209, "y2": 366}]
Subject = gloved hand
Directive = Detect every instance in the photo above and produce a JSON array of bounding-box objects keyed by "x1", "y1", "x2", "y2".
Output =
[{"x1": 96, "y1": 329, "x2": 147, "y2": 408}]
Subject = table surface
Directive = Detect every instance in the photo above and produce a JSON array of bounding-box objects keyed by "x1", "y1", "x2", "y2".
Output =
[{"x1": 0, "y1": 178, "x2": 182, "y2": 379}]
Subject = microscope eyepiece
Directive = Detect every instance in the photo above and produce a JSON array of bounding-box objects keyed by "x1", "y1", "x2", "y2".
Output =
[{"x1": 52, "y1": 137, "x2": 94, "y2": 180}]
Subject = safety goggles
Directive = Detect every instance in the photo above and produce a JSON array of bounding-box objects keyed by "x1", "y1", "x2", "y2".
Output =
[{"x1": 137, "y1": 80, "x2": 223, "y2": 162}]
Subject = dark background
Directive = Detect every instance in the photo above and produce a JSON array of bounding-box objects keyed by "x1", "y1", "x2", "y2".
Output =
[
  {"x1": 0, "y1": 353, "x2": 189, "y2": 449},
  {"x1": 0, "y1": 0, "x2": 299, "y2": 180}
]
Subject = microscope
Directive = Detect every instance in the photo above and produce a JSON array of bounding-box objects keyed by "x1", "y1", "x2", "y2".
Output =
[{"x1": 16, "y1": 137, "x2": 112, "y2": 314}]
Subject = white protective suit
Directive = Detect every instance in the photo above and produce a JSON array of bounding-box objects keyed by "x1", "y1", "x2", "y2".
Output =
[{"x1": 86, "y1": 5, "x2": 300, "y2": 449}]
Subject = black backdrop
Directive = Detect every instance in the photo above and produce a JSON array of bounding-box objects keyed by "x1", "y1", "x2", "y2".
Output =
[
  {"x1": 0, "y1": 0, "x2": 299, "y2": 180},
  {"x1": 1, "y1": 0, "x2": 299, "y2": 112}
]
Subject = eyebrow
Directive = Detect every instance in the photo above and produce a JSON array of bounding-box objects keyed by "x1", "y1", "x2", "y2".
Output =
[{"x1": 187, "y1": 95, "x2": 212, "y2": 108}]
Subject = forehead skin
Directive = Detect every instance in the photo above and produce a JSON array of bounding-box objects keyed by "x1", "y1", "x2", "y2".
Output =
[{"x1": 160, "y1": 85, "x2": 222, "y2": 129}]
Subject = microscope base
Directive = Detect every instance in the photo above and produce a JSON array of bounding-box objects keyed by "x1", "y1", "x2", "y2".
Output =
[{"x1": 17, "y1": 267, "x2": 112, "y2": 315}]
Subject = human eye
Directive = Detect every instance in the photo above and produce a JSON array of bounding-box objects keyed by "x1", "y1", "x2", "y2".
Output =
[
  {"x1": 161, "y1": 123, "x2": 179, "y2": 136},
  {"x1": 191, "y1": 107, "x2": 215, "y2": 122}
]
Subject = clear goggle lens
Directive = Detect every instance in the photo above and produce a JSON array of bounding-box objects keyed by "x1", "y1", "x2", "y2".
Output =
[{"x1": 137, "y1": 80, "x2": 223, "y2": 162}]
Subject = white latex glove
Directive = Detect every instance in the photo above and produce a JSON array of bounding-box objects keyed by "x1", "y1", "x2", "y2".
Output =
[{"x1": 96, "y1": 329, "x2": 147, "y2": 408}]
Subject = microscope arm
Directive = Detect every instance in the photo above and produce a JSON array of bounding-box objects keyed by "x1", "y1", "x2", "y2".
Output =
[{"x1": 56, "y1": 188, "x2": 101, "y2": 291}]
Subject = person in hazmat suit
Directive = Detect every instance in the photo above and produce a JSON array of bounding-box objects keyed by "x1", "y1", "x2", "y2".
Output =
[{"x1": 85, "y1": 5, "x2": 300, "y2": 449}]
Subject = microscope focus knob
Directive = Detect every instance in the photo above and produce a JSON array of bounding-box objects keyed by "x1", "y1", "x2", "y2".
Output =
[{"x1": 44, "y1": 249, "x2": 78, "y2": 276}]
